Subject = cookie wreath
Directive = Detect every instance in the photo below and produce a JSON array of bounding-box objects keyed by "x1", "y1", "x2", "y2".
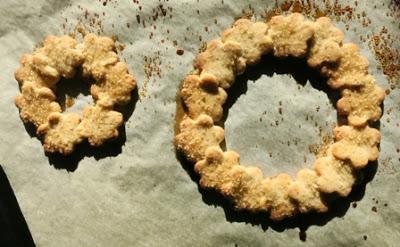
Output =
[
  {"x1": 174, "y1": 13, "x2": 385, "y2": 221},
  {"x1": 15, "y1": 33, "x2": 136, "y2": 154}
]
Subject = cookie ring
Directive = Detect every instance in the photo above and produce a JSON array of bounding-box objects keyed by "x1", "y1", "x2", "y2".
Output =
[
  {"x1": 15, "y1": 34, "x2": 137, "y2": 154},
  {"x1": 175, "y1": 14, "x2": 385, "y2": 221}
]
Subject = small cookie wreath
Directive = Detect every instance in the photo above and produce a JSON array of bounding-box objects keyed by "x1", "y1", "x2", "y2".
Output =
[
  {"x1": 175, "y1": 13, "x2": 385, "y2": 221},
  {"x1": 15, "y1": 34, "x2": 136, "y2": 154}
]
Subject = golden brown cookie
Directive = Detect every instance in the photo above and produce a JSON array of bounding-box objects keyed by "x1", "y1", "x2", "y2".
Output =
[
  {"x1": 91, "y1": 62, "x2": 137, "y2": 107},
  {"x1": 315, "y1": 147, "x2": 356, "y2": 197},
  {"x1": 336, "y1": 75, "x2": 385, "y2": 126},
  {"x1": 180, "y1": 75, "x2": 227, "y2": 122},
  {"x1": 322, "y1": 43, "x2": 369, "y2": 89},
  {"x1": 263, "y1": 174, "x2": 297, "y2": 220},
  {"x1": 15, "y1": 81, "x2": 61, "y2": 127},
  {"x1": 268, "y1": 13, "x2": 314, "y2": 57},
  {"x1": 35, "y1": 35, "x2": 84, "y2": 79},
  {"x1": 288, "y1": 169, "x2": 328, "y2": 213},
  {"x1": 37, "y1": 113, "x2": 83, "y2": 154},
  {"x1": 175, "y1": 14, "x2": 384, "y2": 220},
  {"x1": 79, "y1": 33, "x2": 119, "y2": 80},
  {"x1": 76, "y1": 105, "x2": 123, "y2": 146},
  {"x1": 228, "y1": 166, "x2": 266, "y2": 212},
  {"x1": 195, "y1": 147, "x2": 242, "y2": 197},
  {"x1": 15, "y1": 54, "x2": 59, "y2": 88},
  {"x1": 222, "y1": 19, "x2": 273, "y2": 65},
  {"x1": 15, "y1": 33, "x2": 137, "y2": 154},
  {"x1": 331, "y1": 125, "x2": 381, "y2": 168},
  {"x1": 195, "y1": 147, "x2": 266, "y2": 211},
  {"x1": 194, "y1": 147, "x2": 299, "y2": 220},
  {"x1": 194, "y1": 39, "x2": 246, "y2": 89},
  {"x1": 174, "y1": 14, "x2": 384, "y2": 220},
  {"x1": 174, "y1": 115, "x2": 224, "y2": 162},
  {"x1": 307, "y1": 17, "x2": 344, "y2": 68}
]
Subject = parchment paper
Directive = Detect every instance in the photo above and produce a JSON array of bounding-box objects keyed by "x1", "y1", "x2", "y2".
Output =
[{"x1": 0, "y1": 0, "x2": 399, "y2": 246}]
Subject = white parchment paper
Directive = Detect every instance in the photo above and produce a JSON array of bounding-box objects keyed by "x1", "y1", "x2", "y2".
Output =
[{"x1": 0, "y1": 0, "x2": 399, "y2": 246}]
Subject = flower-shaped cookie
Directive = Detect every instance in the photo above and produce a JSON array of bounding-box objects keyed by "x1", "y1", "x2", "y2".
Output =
[{"x1": 174, "y1": 115, "x2": 224, "y2": 162}]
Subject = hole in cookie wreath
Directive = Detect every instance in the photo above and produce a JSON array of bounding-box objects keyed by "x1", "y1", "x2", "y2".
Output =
[
  {"x1": 174, "y1": 14, "x2": 384, "y2": 223},
  {"x1": 222, "y1": 54, "x2": 340, "y2": 176},
  {"x1": 15, "y1": 33, "x2": 138, "y2": 170},
  {"x1": 56, "y1": 75, "x2": 92, "y2": 113}
]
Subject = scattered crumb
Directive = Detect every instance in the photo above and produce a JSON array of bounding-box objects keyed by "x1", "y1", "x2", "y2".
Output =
[{"x1": 176, "y1": 48, "x2": 184, "y2": 55}]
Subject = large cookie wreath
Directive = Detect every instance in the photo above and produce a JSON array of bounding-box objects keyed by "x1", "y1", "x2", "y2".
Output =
[
  {"x1": 15, "y1": 34, "x2": 136, "y2": 154},
  {"x1": 175, "y1": 13, "x2": 385, "y2": 221}
]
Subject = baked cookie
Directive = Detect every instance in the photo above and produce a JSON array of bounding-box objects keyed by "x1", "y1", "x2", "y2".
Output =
[
  {"x1": 268, "y1": 13, "x2": 314, "y2": 57},
  {"x1": 336, "y1": 75, "x2": 385, "y2": 126},
  {"x1": 332, "y1": 125, "x2": 381, "y2": 168},
  {"x1": 76, "y1": 105, "x2": 123, "y2": 147},
  {"x1": 322, "y1": 43, "x2": 369, "y2": 89},
  {"x1": 15, "y1": 33, "x2": 137, "y2": 154},
  {"x1": 175, "y1": 114, "x2": 224, "y2": 162},
  {"x1": 222, "y1": 19, "x2": 273, "y2": 65},
  {"x1": 307, "y1": 17, "x2": 344, "y2": 68},
  {"x1": 194, "y1": 39, "x2": 245, "y2": 89},
  {"x1": 175, "y1": 13, "x2": 385, "y2": 220},
  {"x1": 180, "y1": 75, "x2": 227, "y2": 122},
  {"x1": 15, "y1": 81, "x2": 61, "y2": 127},
  {"x1": 37, "y1": 113, "x2": 83, "y2": 154},
  {"x1": 15, "y1": 54, "x2": 60, "y2": 88}
]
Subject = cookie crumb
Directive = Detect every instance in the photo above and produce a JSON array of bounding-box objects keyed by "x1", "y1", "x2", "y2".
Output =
[{"x1": 176, "y1": 48, "x2": 184, "y2": 55}]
